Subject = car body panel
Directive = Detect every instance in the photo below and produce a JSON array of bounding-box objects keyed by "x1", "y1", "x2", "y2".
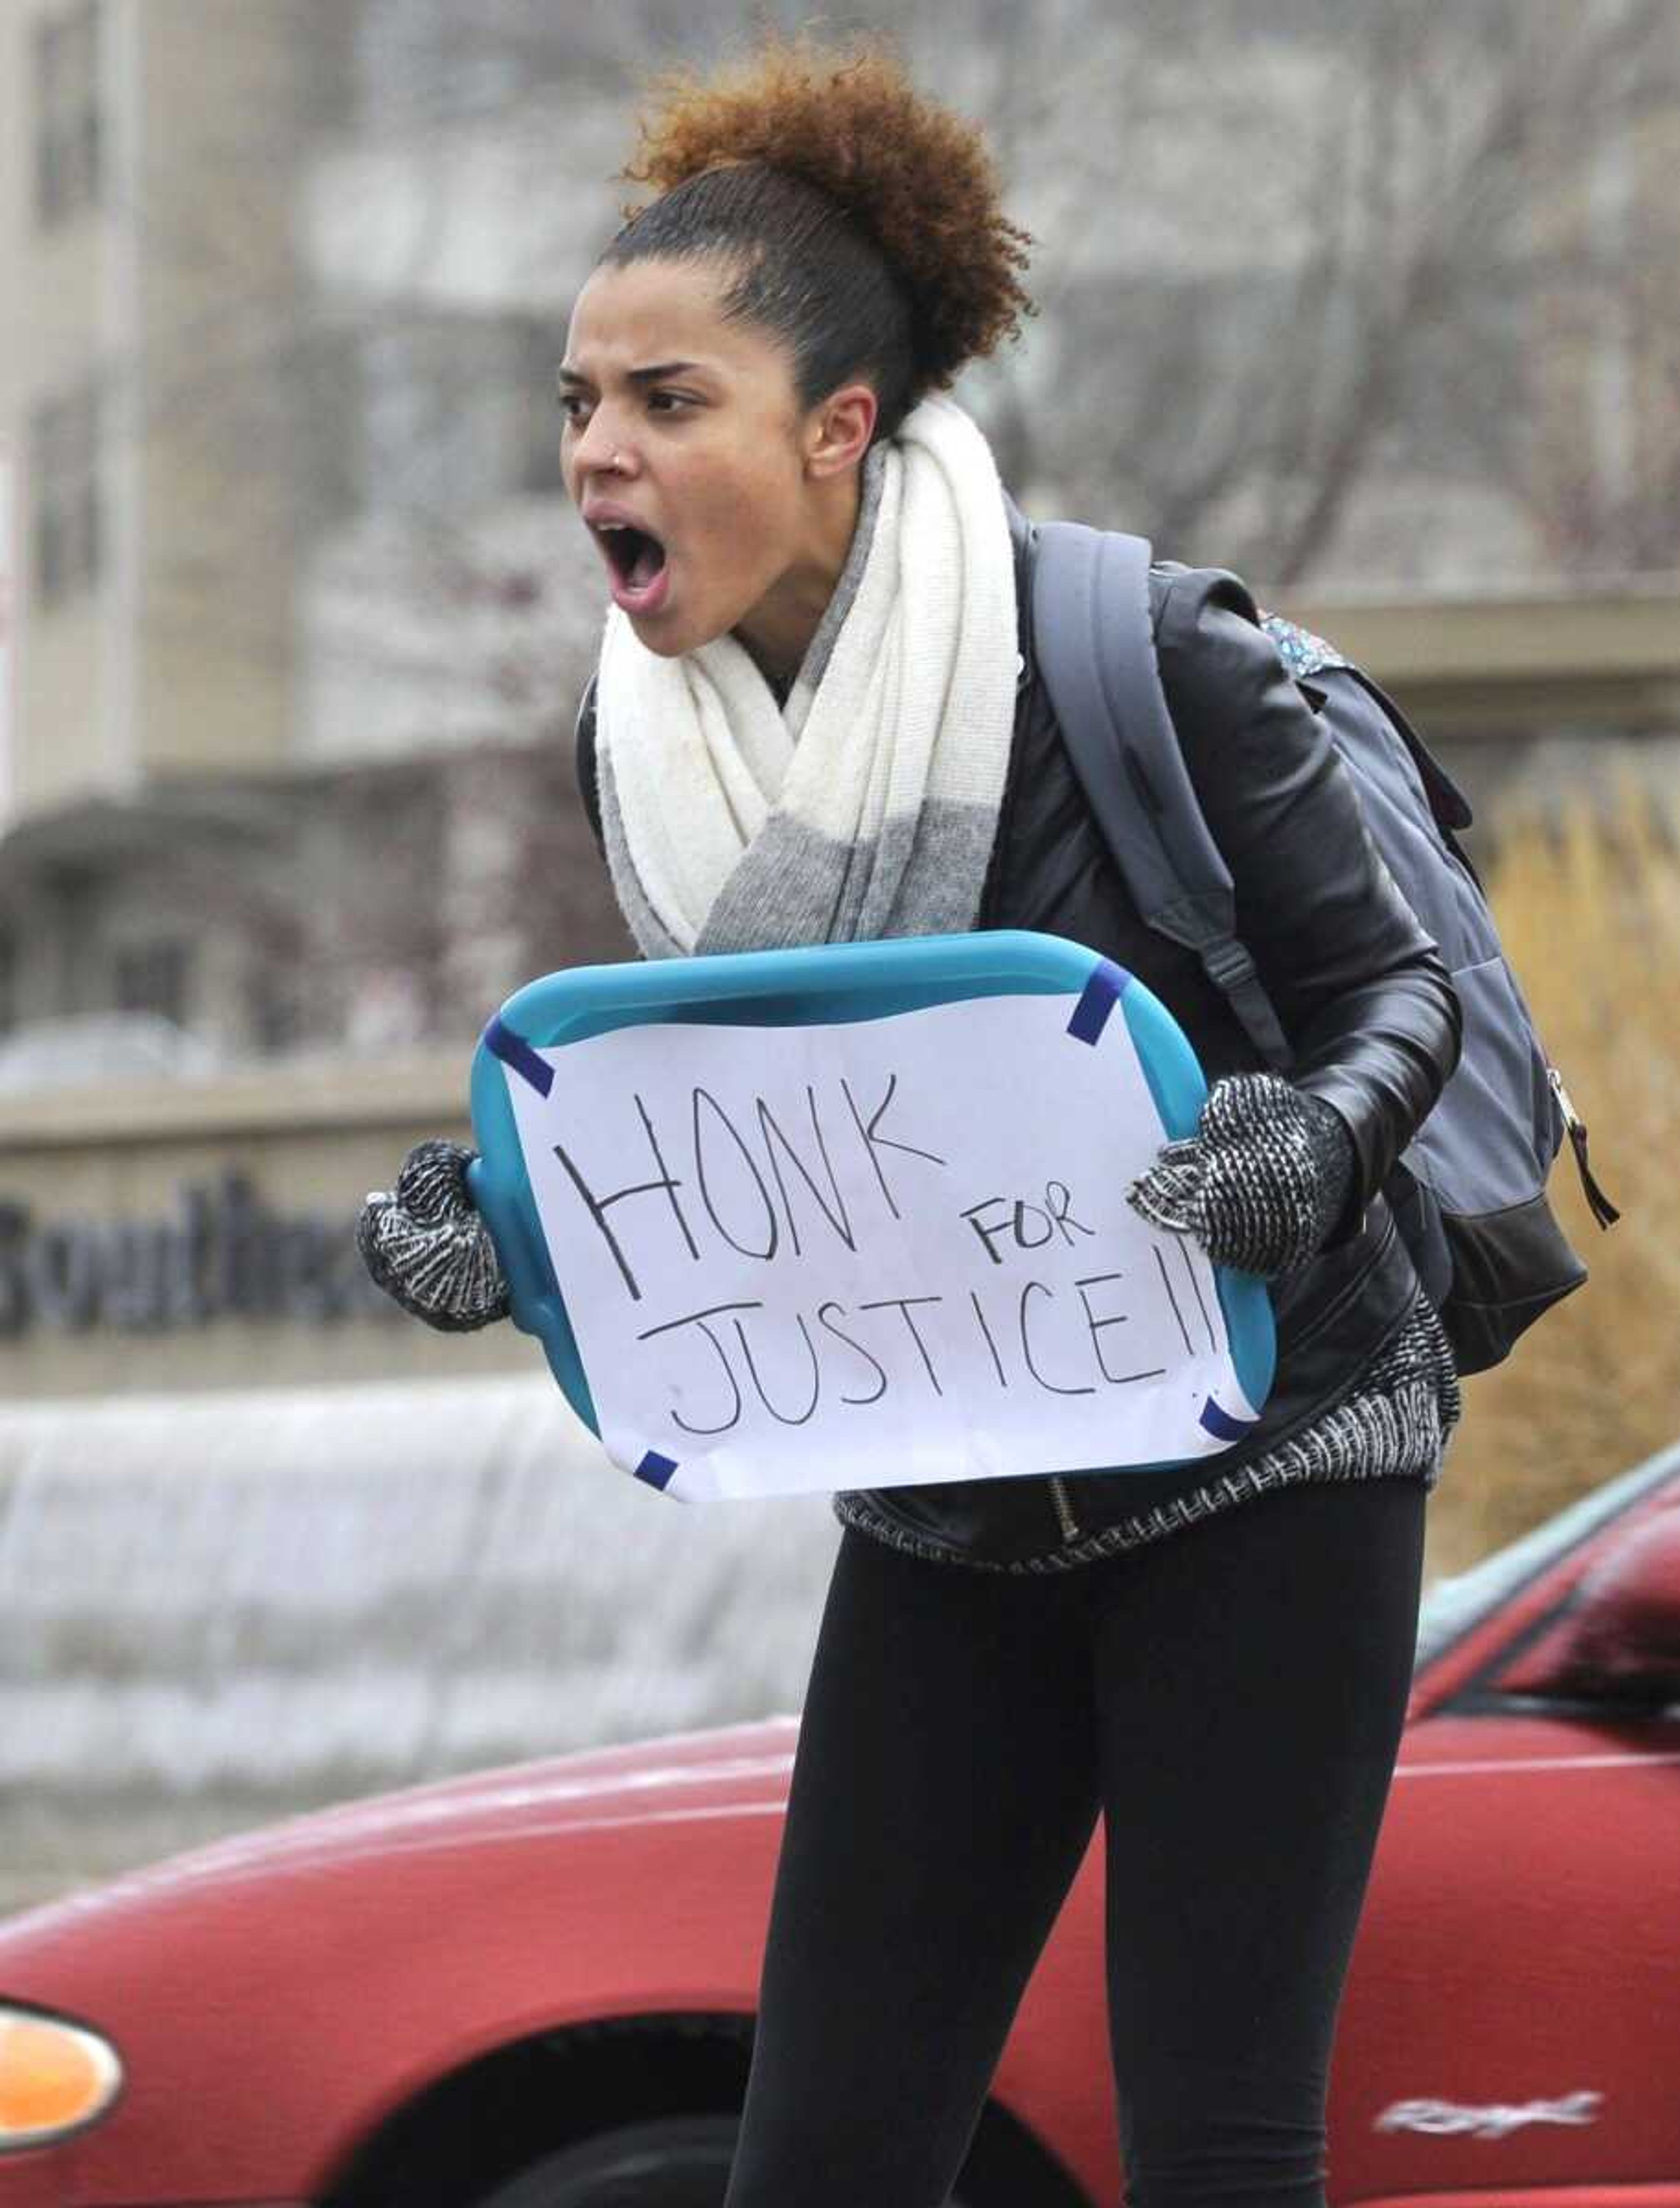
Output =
[
  {"x1": 5, "y1": 1734, "x2": 797, "y2": 2202},
  {"x1": 0, "y1": 2146, "x2": 68, "y2": 2208},
  {"x1": 1329, "y1": 1711, "x2": 1680, "y2": 2201},
  {"x1": 1350, "y1": 2191, "x2": 1680, "y2": 2208}
]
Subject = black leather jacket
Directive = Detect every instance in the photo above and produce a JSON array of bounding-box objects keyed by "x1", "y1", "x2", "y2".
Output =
[{"x1": 573, "y1": 495, "x2": 1463, "y2": 1566}]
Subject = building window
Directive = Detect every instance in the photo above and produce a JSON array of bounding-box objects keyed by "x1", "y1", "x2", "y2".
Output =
[
  {"x1": 114, "y1": 940, "x2": 189, "y2": 1029},
  {"x1": 33, "y1": 2, "x2": 104, "y2": 229},
  {"x1": 31, "y1": 387, "x2": 102, "y2": 608}
]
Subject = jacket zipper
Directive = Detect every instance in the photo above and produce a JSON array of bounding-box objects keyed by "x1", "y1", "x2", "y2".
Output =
[{"x1": 1048, "y1": 1474, "x2": 1080, "y2": 1542}]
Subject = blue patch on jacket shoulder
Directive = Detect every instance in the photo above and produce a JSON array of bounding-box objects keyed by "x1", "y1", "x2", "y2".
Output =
[{"x1": 1260, "y1": 612, "x2": 1349, "y2": 680}]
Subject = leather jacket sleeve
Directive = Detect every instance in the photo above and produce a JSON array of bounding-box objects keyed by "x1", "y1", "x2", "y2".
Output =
[{"x1": 1154, "y1": 563, "x2": 1463, "y2": 1247}]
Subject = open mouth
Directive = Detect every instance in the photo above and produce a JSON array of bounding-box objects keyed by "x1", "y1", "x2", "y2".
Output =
[{"x1": 594, "y1": 521, "x2": 669, "y2": 605}]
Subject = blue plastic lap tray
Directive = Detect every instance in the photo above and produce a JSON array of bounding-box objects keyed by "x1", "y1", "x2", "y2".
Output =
[{"x1": 468, "y1": 928, "x2": 1274, "y2": 1463}]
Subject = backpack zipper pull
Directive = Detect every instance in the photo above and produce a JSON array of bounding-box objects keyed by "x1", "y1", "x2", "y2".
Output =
[{"x1": 1549, "y1": 1068, "x2": 1620, "y2": 1229}]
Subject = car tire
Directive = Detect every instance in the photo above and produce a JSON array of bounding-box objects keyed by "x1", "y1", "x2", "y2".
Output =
[
  {"x1": 465, "y1": 2112, "x2": 979, "y2": 2207},
  {"x1": 464, "y1": 2115, "x2": 740, "y2": 2208}
]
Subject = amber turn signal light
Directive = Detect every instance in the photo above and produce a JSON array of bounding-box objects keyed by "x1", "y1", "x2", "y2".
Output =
[{"x1": 0, "y1": 2005, "x2": 122, "y2": 2148}]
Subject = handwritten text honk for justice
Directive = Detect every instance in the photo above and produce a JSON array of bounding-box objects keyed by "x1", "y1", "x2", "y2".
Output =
[{"x1": 504, "y1": 992, "x2": 1258, "y2": 1500}]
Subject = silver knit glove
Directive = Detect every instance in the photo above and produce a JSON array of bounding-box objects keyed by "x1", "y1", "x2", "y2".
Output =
[
  {"x1": 356, "y1": 1138, "x2": 511, "y2": 1332},
  {"x1": 1127, "y1": 1072, "x2": 1357, "y2": 1279}
]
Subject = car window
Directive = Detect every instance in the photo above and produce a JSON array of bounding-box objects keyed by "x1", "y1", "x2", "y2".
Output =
[{"x1": 1415, "y1": 1439, "x2": 1680, "y2": 1672}]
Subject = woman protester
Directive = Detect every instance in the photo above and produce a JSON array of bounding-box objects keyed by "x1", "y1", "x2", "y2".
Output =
[{"x1": 357, "y1": 32, "x2": 1464, "y2": 2208}]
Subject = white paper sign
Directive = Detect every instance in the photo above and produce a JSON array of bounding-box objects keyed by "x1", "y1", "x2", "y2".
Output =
[{"x1": 505, "y1": 990, "x2": 1260, "y2": 1499}]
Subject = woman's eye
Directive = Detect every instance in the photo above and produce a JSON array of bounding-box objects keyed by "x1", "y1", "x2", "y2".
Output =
[{"x1": 555, "y1": 391, "x2": 693, "y2": 429}]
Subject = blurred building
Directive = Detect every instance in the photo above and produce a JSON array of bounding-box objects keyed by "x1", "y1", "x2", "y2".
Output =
[
  {"x1": 0, "y1": 0, "x2": 625, "y2": 1076},
  {"x1": 6, "y1": 3, "x2": 340, "y2": 815}
]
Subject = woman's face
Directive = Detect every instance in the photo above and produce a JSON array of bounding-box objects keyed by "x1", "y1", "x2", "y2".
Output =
[{"x1": 559, "y1": 255, "x2": 873, "y2": 670}]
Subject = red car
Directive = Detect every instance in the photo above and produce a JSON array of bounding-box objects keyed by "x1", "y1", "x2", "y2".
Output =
[{"x1": 2, "y1": 1442, "x2": 1678, "y2": 2208}]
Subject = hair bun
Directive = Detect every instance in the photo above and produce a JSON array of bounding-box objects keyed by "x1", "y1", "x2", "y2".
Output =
[{"x1": 619, "y1": 30, "x2": 1034, "y2": 392}]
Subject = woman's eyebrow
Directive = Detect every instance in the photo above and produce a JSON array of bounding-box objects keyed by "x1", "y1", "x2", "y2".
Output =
[{"x1": 557, "y1": 360, "x2": 705, "y2": 392}]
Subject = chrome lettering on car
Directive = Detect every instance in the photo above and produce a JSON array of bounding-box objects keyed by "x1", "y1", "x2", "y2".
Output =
[{"x1": 1376, "y1": 2091, "x2": 1603, "y2": 2139}]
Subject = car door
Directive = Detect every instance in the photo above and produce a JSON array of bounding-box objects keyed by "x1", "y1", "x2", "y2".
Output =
[{"x1": 1326, "y1": 1493, "x2": 1680, "y2": 2208}]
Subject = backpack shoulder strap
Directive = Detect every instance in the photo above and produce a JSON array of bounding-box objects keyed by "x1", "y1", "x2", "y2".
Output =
[{"x1": 1028, "y1": 520, "x2": 1293, "y2": 1070}]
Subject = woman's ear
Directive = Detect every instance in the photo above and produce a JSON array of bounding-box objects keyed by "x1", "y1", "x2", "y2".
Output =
[{"x1": 804, "y1": 381, "x2": 878, "y2": 479}]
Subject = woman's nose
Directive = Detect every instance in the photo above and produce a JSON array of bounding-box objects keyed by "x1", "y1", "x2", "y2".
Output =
[{"x1": 573, "y1": 408, "x2": 634, "y2": 478}]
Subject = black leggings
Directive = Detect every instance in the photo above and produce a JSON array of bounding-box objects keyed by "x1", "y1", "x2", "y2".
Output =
[{"x1": 723, "y1": 1475, "x2": 1427, "y2": 2208}]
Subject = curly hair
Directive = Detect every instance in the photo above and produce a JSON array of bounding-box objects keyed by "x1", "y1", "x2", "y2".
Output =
[{"x1": 598, "y1": 28, "x2": 1035, "y2": 444}]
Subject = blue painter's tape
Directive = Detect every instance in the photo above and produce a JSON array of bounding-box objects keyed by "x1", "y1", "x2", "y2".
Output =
[
  {"x1": 1200, "y1": 1398, "x2": 1258, "y2": 1443},
  {"x1": 634, "y1": 1450, "x2": 679, "y2": 1491},
  {"x1": 485, "y1": 1016, "x2": 554, "y2": 1097},
  {"x1": 1067, "y1": 960, "x2": 1130, "y2": 1046}
]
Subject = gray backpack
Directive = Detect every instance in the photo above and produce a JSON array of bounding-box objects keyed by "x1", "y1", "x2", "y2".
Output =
[{"x1": 1029, "y1": 521, "x2": 1617, "y2": 1376}]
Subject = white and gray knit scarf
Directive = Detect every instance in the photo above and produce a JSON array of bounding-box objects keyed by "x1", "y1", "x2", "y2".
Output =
[{"x1": 595, "y1": 393, "x2": 1020, "y2": 958}]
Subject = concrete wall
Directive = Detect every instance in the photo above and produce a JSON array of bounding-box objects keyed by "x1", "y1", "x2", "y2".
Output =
[
  {"x1": 0, "y1": 1375, "x2": 841, "y2": 1920},
  {"x1": 0, "y1": 1050, "x2": 536, "y2": 1396}
]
